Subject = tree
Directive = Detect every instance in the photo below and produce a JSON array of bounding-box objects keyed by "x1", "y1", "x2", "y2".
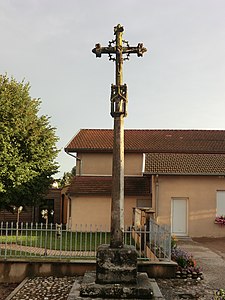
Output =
[
  {"x1": 0, "y1": 74, "x2": 59, "y2": 210},
  {"x1": 59, "y1": 166, "x2": 76, "y2": 187}
]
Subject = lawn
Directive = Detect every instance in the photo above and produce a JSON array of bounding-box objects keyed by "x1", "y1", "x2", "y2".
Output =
[{"x1": 0, "y1": 225, "x2": 137, "y2": 258}]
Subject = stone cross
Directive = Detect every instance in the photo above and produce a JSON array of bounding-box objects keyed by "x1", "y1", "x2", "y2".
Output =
[{"x1": 92, "y1": 24, "x2": 147, "y2": 248}]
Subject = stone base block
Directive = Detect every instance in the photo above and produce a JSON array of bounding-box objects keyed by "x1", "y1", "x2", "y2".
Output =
[
  {"x1": 79, "y1": 271, "x2": 156, "y2": 299},
  {"x1": 96, "y1": 244, "x2": 137, "y2": 284}
]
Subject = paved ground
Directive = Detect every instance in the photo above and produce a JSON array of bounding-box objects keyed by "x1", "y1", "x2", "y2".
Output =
[
  {"x1": 179, "y1": 238, "x2": 225, "y2": 290},
  {"x1": 2, "y1": 238, "x2": 225, "y2": 299},
  {"x1": 193, "y1": 237, "x2": 225, "y2": 260},
  {"x1": 157, "y1": 237, "x2": 225, "y2": 299}
]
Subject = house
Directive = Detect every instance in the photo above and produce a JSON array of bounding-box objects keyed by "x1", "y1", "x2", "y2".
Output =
[
  {"x1": 65, "y1": 129, "x2": 225, "y2": 237},
  {"x1": 0, "y1": 187, "x2": 65, "y2": 224},
  {"x1": 65, "y1": 175, "x2": 151, "y2": 230}
]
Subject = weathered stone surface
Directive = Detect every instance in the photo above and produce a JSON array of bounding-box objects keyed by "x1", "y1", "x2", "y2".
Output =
[
  {"x1": 96, "y1": 244, "x2": 137, "y2": 284},
  {"x1": 79, "y1": 271, "x2": 155, "y2": 299}
]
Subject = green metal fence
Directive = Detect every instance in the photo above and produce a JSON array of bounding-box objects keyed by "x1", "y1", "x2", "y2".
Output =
[{"x1": 0, "y1": 219, "x2": 171, "y2": 261}]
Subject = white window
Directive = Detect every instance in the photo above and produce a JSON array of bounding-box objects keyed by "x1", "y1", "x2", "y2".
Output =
[{"x1": 216, "y1": 191, "x2": 225, "y2": 216}]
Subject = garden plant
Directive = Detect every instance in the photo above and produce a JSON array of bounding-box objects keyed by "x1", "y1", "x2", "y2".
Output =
[{"x1": 171, "y1": 236, "x2": 202, "y2": 279}]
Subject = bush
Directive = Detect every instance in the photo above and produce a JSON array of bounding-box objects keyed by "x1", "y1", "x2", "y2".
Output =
[
  {"x1": 171, "y1": 247, "x2": 193, "y2": 268},
  {"x1": 171, "y1": 247, "x2": 202, "y2": 274}
]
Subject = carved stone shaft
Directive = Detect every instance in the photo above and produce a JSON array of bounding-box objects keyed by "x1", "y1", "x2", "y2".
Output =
[{"x1": 110, "y1": 115, "x2": 124, "y2": 248}]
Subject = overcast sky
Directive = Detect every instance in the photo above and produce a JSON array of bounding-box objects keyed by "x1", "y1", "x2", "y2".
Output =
[{"x1": 1, "y1": 0, "x2": 225, "y2": 177}]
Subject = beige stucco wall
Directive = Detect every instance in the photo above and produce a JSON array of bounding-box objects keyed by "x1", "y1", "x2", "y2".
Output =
[
  {"x1": 152, "y1": 175, "x2": 225, "y2": 237},
  {"x1": 77, "y1": 153, "x2": 143, "y2": 176},
  {"x1": 68, "y1": 195, "x2": 136, "y2": 231}
]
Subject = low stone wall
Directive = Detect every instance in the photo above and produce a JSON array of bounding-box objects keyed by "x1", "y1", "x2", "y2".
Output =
[
  {"x1": 0, "y1": 259, "x2": 177, "y2": 283},
  {"x1": 138, "y1": 260, "x2": 177, "y2": 278}
]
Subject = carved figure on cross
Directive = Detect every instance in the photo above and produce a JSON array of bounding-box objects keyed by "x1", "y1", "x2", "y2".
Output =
[{"x1": 92, "y1": 24, "x2": 147, "y2": 118}]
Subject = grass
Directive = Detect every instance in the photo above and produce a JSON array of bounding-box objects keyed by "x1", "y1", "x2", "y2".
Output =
[
  {"x1": 0, "y1": 231, "x2": 111, "y2": 251},
  {"x1": 0, "y1": 227, "x2": 137, "y2": 258},
  {"x1": 0, "y1": 235, "x2": 37, "y2": 243}
]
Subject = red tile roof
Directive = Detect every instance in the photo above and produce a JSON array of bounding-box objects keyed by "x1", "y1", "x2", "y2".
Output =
[
  {"x1": 67, "y1": 176, "x2": 150, "y2": 196},
  {"x1": 145, "y1": 153, "x2": 225, "y2": 175},
  {"x1": 65, "y1": 129, "x2": 225, "y2": 154}
]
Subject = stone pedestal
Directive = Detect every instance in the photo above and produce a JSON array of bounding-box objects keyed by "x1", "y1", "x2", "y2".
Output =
[
  {"x1": 96, "y1": 244, "x2": 137, "y2": 284},
  {"x1": 67, "y1": 244, "x2": 164, "y2": 299},
  {"x1": 79, "y1": 271, "x2": 156, "y2": 299}
]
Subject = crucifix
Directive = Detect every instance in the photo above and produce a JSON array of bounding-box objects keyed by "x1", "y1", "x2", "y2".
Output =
[{"x1": 92, "y1": 24, "x2": 147, "y2": 248}]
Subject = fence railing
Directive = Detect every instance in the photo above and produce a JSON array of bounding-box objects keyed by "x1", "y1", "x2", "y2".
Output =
[{"x1": 0, "y1": 219, "x2": 171, "y2": 261}]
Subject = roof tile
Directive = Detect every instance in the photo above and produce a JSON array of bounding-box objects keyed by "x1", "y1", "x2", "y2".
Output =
[
  {"x1": 65, "y1": 129, "x2": 225, "y2": 154},
  {"x1": 67, "y1": 176, "x2": 150, "y2": 196},
  {"x1": 145, "y1": 153, "x2": 225, "y2": 175}
]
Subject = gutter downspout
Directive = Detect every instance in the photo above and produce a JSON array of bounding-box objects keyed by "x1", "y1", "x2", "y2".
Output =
[
  {"x1": 155, "y1": 174, "x2": 159, "y2": 222},
  {"x1": 65, "y1": 150, "x2": 82, "y2": 176},
  {"x1": 65, "y1": 193, "x2": 72, "y2": 230},
  {"x1": 142, "y1": 153, "x2": 146, "y2": 174}
]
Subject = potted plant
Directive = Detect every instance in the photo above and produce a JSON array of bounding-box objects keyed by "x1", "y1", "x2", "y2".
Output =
[{"x1": 215, "y1": 215, "x2": 225, "y2": 225}]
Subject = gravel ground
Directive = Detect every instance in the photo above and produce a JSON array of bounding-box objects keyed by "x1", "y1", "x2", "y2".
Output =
[
  {"x1": 5, "y1": 276, "x2": 80, "y2": 300},
  {"x1": 157, "y1": 278, "x2": 214, "y2": 299},
  {"x1": 3, "y1": 276, "x2": 216, "y2": 300},
  {"x1": 0, "y1": 283, "x2": 17, "y2": 300}
]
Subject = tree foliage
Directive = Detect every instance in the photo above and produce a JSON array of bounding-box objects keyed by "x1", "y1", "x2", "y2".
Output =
[
  {"x1": 0, "y1": 74, "x2": 59, "y2": 210},
  {"x1": 59, "y1": 166, "x2": 76, "y2": 187}
]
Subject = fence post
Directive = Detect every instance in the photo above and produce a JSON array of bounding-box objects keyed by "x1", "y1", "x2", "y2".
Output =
[{"x1": 4, "y1": 222, "x2": 8, "y2": 259}]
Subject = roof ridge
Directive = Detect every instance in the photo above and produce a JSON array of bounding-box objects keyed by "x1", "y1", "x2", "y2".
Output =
[{"x1": 78, "y1": 128, "x2": 225, "y2": 132}]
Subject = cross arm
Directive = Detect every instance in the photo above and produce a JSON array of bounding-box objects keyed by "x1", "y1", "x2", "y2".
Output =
[
  {"x1": 123, "y1": 43, "x2": 147, "y2": 57},
  {"x1": 92, "y1": 44, "x2": 116, "y2": 58},
  {"x1": 92, "y1": 43, "x2": 147, "y2": 58}
]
